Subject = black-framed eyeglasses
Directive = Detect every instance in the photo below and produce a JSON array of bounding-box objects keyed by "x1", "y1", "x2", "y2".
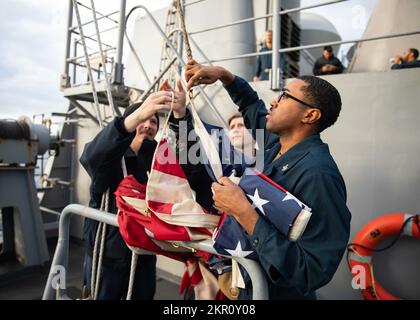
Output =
[{"x1": 276, "y1": 90, "x2": 315, "y2": 108}]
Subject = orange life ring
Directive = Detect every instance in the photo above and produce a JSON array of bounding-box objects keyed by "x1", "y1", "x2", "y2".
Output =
[{"x1": 348, "y1": 213, "x2": 420, "y2": 300}]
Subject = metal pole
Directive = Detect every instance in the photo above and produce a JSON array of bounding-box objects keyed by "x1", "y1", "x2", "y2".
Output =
[
  {"x1": 184, "y1": 0, "x2": 206, "y2": 6},
  {"x1": 271, "y1": 0, "x2": 281, "y2": 90},
  {"x1": 72, "y1": 30, "x2": 115, "y2": 49},
  {"x1": 189, "y1": 13, "x2": 272, "y2": 35},
  {"x1": 79, "y1": 25, "x2": 119, "y2": 42},
  {"x1": 279, "y1": 0, "x2": 349, "y2": 15},
  {"x1": 187, "y1": 0, "x2": 349, "y2": 35},
  {"x1": 276, "y1": 29, "x2": 420, "y2": 53},
  {"x1": 75, "y1": 1, "x2": 119, "y2": 24},
  {"x1": 69, "y1": 10, "x2": 119, "y2": 31},
  {"x1": 113, "y1": 0, "x2": 126, "y2": 84},
  {"x1": 167, "y1": 28, "x2": 213, "y2": 65},
  {"x1": 72, "y1": 39, "x2": 77, "y2": 84},
  {"x1": 205, "y1": 49, "x2": 272, "y2": 64},
  {"x1": 125, "y1": 28, "x2": 152, "y2": 86},
  {"x1": 71, "y1": 0, "x2": 104, "y2": 128},
  {"x1": 204, "y1": 29, "x2": 420, "y2": 64},
  {"x1": 68, "y1": 47, "x2": 117, "y2": 63},
  {"x1": 136, "y1": 57, "x2": 177, "y2": 104},
  {"x1": 66, "y1": 97, "x2": 100, "y2": 126},
  {"x1": 62, "y1": 0, "x2": 74, "y2": 89}
]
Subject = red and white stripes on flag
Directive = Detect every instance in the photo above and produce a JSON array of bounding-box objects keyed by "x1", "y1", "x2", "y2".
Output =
[
  {"x1": 179, "y1": 259, "x2": 222, "y2": 300},
  {"x1": 117, "y1": 137, "x2": 219, "y2": 242},
  {"x1": 145, "y1": 138, "x2": 220, "y2": 239},
  {"x1": 115, "y1": 175, "x2": 193, "y2": 262},
  {"x1": 116, "y1": 98, "x2": 227, "y2": 299}
]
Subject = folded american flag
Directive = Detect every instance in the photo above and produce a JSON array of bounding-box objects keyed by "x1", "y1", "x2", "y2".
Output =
[{"x1": 213, "y1": 168, "x2": 312, "y2": 259}]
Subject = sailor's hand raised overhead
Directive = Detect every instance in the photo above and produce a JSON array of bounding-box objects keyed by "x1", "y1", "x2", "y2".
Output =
[
  {"x1": 185, "y1": 59, "x2": 235, "y2": 90},
  {"x1": 124, "y1": 91, "x2": 173, "y2": 133},
  {"x1": 159, "y1": 79, "x2": 186, "y2": 118}
]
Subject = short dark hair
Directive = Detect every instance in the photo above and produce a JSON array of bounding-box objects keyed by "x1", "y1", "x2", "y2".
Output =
[
  {"x1": 409, "y1": 48, "x2": 419, "y2": 59},
  {"x1": 228, "y1": 112, "x2": 243, "y2": 126},
  {"x1": 123, "y1": 101, "x2": 159, "y2": 128},
  {"x1": 323, "y1": 45, "x2": 333, "y2": 52},
  {"x1": 296, "y1": 75, "x2": 342, "y2": 133}
]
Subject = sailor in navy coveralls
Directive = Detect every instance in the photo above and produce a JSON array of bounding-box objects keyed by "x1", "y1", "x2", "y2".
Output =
[{"x1": 185, "y1": 61, "x2": 351, "y2": 300}]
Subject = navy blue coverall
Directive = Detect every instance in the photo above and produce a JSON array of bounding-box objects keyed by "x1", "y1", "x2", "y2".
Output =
[
  {"x1": 224, "y1": 76, "x2": 352, "y2": 299},
  {"x1": 80, "y1": 117, "x2": 157, "y2": 300},
  {"x1": 391, "y1": 60, "x2": 420, "y2": 70}
]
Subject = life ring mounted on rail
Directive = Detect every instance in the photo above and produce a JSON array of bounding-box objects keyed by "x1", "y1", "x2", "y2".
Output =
[{"x1": 347, "y1": 213, "x2": 420, "y2": 300}]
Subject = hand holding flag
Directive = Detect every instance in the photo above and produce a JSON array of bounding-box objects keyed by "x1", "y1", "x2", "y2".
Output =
[
  {"x1": 159, "y1": 79, "x2": 186, "y2": 118},
  {"x1": 212, "y1": 177, "x2": 259, "y2": 235}
]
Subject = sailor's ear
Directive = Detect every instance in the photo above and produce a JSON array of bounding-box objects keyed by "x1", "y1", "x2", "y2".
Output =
[{"x1": 302, "y1": 108, "x2": 321, "y2": 125}]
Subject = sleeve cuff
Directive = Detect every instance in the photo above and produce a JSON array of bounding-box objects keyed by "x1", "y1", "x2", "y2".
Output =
[
  {"x1": 224, "y1": 75, "x2": 243, "y2": 95},
  {"x1": 115, "y1": 116, "x2": 135, "y2": 137},
  {"x1": 169, "y1": 108, "x2": 191, "y2": 125},
  {"x1": 246, "y1": 216, "x2": 286, "y2": 251},
  {"x1": 168, "y1": 109, "x2": 192, "y2": 136},
  {"x1": 224, "y1": 75, "x2": 259, "y2": 111}
]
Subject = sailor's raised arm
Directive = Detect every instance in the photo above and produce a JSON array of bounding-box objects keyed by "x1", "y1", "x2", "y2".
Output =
[
  {"x1": 185, "y1": 60, "x2": 271, "y2": 141},
  {"x1": 123, "y1": 91, "x2": 174, "y2": 132},
  {"x1": 185, "y1": 59, "x2": 235, "y2": 89},
  {"x1": 81, "y1": 89, "x2": 174, "y2": 189}
]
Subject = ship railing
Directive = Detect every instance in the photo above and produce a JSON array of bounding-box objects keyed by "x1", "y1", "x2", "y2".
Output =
[
  {"x1": 183, "y1": 0, "x2": 420, "y2": 90},
  {"x1": 42, "y1": 204, "x2": 269, "y2": 300}
]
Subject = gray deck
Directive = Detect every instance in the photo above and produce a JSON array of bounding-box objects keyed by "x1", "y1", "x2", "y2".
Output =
[{"x1": 0, "y1": 240, "x2": 183, "y2": 300}]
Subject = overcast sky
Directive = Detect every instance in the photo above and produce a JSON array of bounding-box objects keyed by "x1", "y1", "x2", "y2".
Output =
[
  {"x1": 0, "y1": 0, "x2": 376, "y2": 121},
  {"x1": 0, "y1": 0, "x2": 172, "y2": 121}
]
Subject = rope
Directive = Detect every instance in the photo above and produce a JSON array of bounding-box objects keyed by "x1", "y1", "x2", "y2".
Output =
[
  {"x1": 176, "y1": 0, "x2": 196, "y2": 103},
  {"x1": 126, "y1": 250, "x2": 138, "y2": 300},
  {"x1": 89, "y1": 189, "x2": 111, "y2": 300},
  {"x1": 174, "y1": 0, "x2": 224, "y2": 179},
  {"x1": 90, "y1": 190, "x2": 105, "y2": 299},
  {"x1": 94, "y1": 216, "x2": 107, "y2": 299},
  {"x1": 90, "y1": 215, "x2": 101, "y2": 298},
  {"x1": 176, "y1": 0, "x2": 193, "y2": 61}
]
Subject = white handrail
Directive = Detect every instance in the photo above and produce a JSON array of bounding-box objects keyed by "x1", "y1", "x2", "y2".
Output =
[{"x1": 42, "y1": 204, "x2": 269, "y2": 300}]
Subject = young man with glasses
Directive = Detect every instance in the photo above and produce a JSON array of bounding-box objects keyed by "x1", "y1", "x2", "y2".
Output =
[{"x1": 185, "y1": 60, "x2": 351, "y2": 300}]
